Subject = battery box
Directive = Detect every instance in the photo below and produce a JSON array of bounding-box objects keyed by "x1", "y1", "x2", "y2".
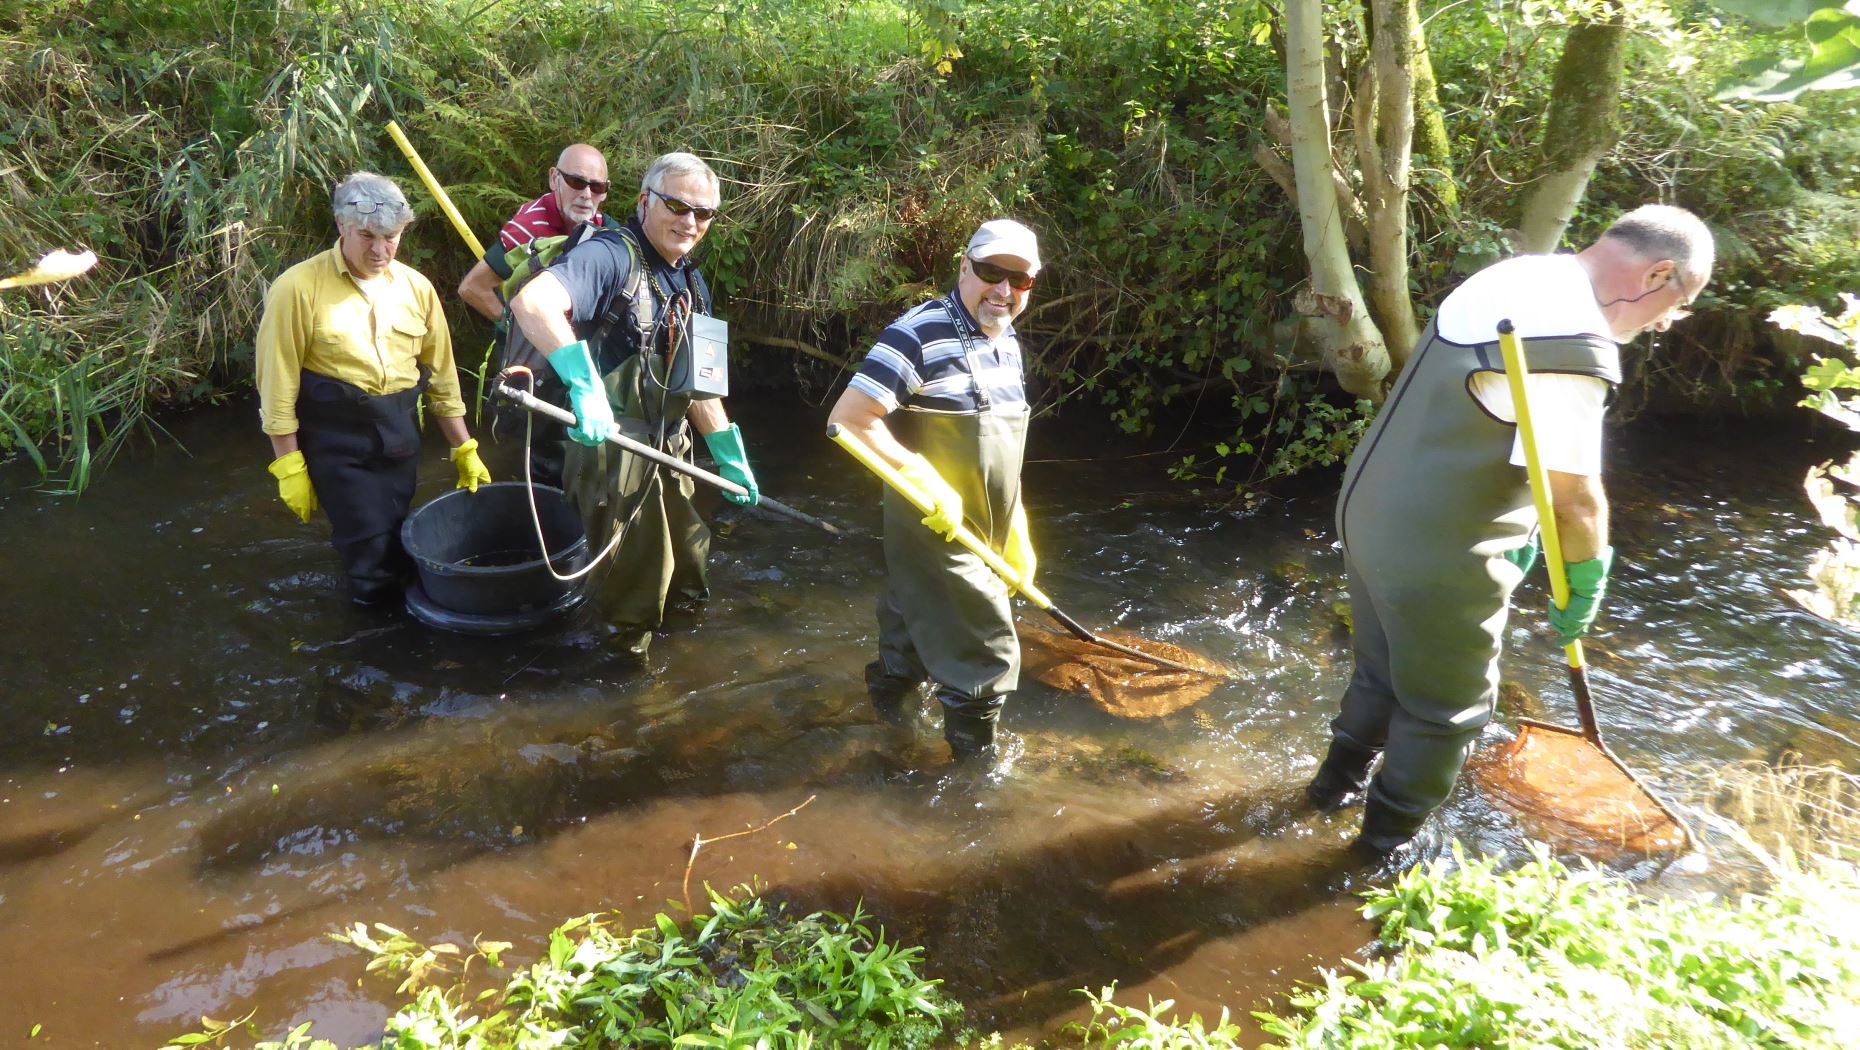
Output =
[{"x1": 669, "y1": 313, "x2": 730, "y2": 400}]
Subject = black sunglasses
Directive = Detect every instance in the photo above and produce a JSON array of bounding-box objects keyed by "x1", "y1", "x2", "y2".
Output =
[
  {"x1": 969, "y1": 257, "x2": 1036, "y2": 291},
  {"x1": 649, "y1": 187, "x2": 720, "y2": 222},
  {"x1": 557, "y1": 171, "x2": 610, "y2": 195}
]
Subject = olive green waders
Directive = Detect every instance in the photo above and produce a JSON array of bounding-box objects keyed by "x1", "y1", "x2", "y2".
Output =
[
  {"x1": 1326, "y1": 318, "x2": 1620, "y2": 852},
  {"x1": 875, "y1": 402, "x2": 1028, "y2": 756},
  {"x1": 562, "y1": 353, "x2": 709, "y2": 657}
]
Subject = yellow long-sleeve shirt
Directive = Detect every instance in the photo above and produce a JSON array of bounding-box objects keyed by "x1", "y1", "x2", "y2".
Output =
[{"x1": 254, "y1": 244, "x2": 465, "y2": 436}]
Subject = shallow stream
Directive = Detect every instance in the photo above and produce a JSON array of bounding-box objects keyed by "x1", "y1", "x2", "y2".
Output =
[{"x1": 2, "y1": 396, "x2": 1856, "y2": 1047}]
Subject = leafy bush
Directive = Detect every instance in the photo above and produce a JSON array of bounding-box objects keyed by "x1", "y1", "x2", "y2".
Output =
[
  {"x1": 1066, "y1": 986, "x2": 1248, "y2": 1048},
  {"x1": 1253, "y1": 845, "x2": 1860, "y2": 1049},
  {"x1": 1774, "y1": 294, "x2": 1860, "y2": 629},
  {"x1": 161, "y1": 885, "x2": 957, "y2": 1050}
]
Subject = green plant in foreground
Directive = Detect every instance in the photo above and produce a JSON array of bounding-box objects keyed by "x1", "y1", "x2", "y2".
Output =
[
  {"x1": 1253, "y1": 844, "x2": 1860, "y2": 1049},
  {"x1": 1066, "y1": 985, "x2": 1245, "y2": 1048},
  {"x1": 161, "y1": 885, "x2": 956, "y2": 1050}
]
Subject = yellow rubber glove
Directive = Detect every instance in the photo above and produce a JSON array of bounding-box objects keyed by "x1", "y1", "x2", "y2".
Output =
[
  {"x1": 267, "y1": 450, "x2": 317, "y2": 524},
  {"x1": 1003, "y1": 501, "x2": 1036, "y2": 585},
  {"x1": 451, "y1": 438, "x2": 492, "y2": 493},
  {"x1": 896, "y1": 453, "x2": 963, "y2": 540}
]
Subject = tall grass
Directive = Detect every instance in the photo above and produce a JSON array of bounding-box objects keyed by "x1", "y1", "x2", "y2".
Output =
[{"x1": 0, "y1": 1, "x2": 378, "y2": 490}]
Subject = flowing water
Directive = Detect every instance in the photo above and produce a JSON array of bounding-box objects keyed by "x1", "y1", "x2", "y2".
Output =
[{"x1": 1, "y1": 395, "x2": 1856, "y2": 1047}]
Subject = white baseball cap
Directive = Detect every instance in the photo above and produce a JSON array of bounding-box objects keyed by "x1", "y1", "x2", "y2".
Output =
[{"x1": 967, "y1": 219, "x2": 1041, "y2": 275}]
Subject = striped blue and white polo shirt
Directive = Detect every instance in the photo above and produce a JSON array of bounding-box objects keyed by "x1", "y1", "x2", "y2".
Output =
[{"x1": 848, "y1": 293, "x2": 1027, "y2": 414}]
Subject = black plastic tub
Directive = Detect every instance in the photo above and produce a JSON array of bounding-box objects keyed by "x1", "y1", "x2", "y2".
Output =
[{"x1": 400, "y1": 482, "x2": 588, "y2": 635}]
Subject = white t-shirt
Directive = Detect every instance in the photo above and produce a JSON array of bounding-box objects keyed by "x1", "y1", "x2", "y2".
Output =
[{"x1": 1439, "y1": 254, "x2": 1616, "y2": 477}]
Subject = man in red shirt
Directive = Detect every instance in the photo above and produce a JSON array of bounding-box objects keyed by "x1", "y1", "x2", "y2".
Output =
[{"x1": 457, "y1": 143, "x2": 610, "y2": 321}]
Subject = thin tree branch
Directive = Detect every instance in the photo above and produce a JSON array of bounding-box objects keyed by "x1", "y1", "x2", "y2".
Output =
[{"x1": 682, "y1": 794, "x2": 817, "y2": 913}]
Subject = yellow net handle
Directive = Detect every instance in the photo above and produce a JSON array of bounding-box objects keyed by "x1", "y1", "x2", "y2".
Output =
[
  {"x1": 825, "y1": 422, "x2": 1054, "y2": 609},
  {"x1": 1496, "y1": 319, "x2": 1584, "y2": 674},
  {"x1": 385, "y1": 120, "x2": 485, "y2": 260}
]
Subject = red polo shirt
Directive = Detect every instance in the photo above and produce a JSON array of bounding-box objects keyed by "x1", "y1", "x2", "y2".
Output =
[{"x1": 497, "y1": 193, "x2": 607, "y2": 252}]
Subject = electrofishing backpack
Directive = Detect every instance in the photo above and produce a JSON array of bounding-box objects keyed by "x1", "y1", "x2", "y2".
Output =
[
  {"x1": 485, "y1": 223, "x2": 646, "y2": 420},
  {"x1": 485, "y1": 223, "x2": 716, "y2": 427}
]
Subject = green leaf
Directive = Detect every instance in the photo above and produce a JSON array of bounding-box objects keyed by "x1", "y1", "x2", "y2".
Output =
[
  {"x1": 1708, "y1": 0, "x2": 1851, "y2": 28},
  {"x1": 1715, "y1": 7, "x2": 1860, "y2": 100}
]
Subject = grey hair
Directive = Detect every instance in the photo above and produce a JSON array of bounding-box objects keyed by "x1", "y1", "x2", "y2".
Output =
[
  {"x1": 331, "y1": 172, "x2": 414, "y2": 233},
  {"x1": 1602, "y1": 205, "x2": 1715, "y2": 287},
  {"x1": 638, "y1": 153, "x2": 719, "y2": 199}
]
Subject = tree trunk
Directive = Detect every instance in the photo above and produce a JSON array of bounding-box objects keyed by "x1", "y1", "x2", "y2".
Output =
[
  {"x1": 1283, "y1": 0, "x2": 1390, "y2": 400},
  {"x1": 1358, "y1": 0, "x2": 1420, "y2": 360},
  {"x1": 1517, "y1": 12, "x2": 1629, "y2": 253},
  {"x1": 1408, "y1": 0, "x2": 1457, "y2": 214}
]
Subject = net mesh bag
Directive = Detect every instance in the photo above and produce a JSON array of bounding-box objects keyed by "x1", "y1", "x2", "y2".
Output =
[
  {"x1": 1468, "y1": 725, "x2": 1689, "y2": 858},
  {"x1": 1017, "y1": 622, "x2": 1229, "y2": 719}
]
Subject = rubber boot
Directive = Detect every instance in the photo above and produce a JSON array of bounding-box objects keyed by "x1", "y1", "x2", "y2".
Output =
[
  {"x1": 864, "y1": 661, "x2": 923, "y2": 726},
  {"x1": 1351, "y1": 796, "x2": 1429, "y2": 863},
  {"x1": 605, "y1": 623, "x2": 653, "y2": 663},
  {"x1": 941, "y1": 708, "x2": 999, "y2": 762},
  {"x1": 935, "y1": 688, "x2": 1007, "y2": 762},
  {"x1": 1305, "y1": 737, "x2": 1380, "y2": 811}
]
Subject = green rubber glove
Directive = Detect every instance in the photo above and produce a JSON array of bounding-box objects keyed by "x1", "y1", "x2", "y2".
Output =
[
  {"x1": 1548, "y1": 545, "x2": 1614, "y2": 644},
  {"x1": 897, "y1": 453, "x2": 964, "y2": 540},
  {"x1": 544, "y1": 339, "x2": 618, "y2": 446},
  {"x1": 451, "y1": 438, "x2": 492, "y2": 493},
  {"x1": 1004, "y1": 501, "x2": 1036, "y2": 585},
  {"x1": 1503, "y1": 539, "x2": 1539, "y2": 576},
  {"x1": 267, "y1": 450, "x2": 317, "y2": 524},
  {"x1": 703, "y1": 423, "x2": 759, "y2": 506}
]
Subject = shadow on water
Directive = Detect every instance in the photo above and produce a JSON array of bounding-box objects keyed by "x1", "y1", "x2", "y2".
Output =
[{"x1": 2, "y1": 400, "x2": 1858, "y2": 1045}]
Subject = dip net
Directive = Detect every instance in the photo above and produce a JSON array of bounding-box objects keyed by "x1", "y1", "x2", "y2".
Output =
[
  {"x1": 1017, "y1": 622, "x2": 1231, "y2": 719},
  {"x1": 1467, "y1": 722, "x2": 1690, "y2": 859}
]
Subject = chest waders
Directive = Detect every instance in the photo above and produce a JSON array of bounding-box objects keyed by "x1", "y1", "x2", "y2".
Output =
[
  {"x1": 1320, "y1": 318, "x2": 1619, "y2": 853},
  {"x1": 560, "y1": 244, "x2": 712, "y2": 658},
  {"x1": 297, "y1": 367, "x2": 430, "y2": 605},
  {"x1": 874, "y1": 299, "x2": 1028, "y2": 756}
]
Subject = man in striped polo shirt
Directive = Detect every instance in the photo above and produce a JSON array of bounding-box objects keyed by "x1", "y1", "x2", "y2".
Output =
[
  {"x1": 457, "y1": 143, "x2": 610, "y2": 322},
  {"x1": 828, "y1": 219, "x2": 1042, "y2": 762}
]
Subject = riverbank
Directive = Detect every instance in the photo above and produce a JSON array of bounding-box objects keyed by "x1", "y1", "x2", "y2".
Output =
[{"x1": 5, "y1": 0, "x2": 1857, "y2": 492}]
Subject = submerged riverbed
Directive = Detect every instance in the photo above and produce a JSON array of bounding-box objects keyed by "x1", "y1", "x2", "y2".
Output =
[{"x1": 2, "y1": 394, "x2": 1856, "y2": 1047}]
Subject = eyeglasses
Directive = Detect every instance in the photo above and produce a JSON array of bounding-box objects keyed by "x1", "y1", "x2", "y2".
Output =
[
  {"x1": 341, "y1": 198, "x2": 397, "y2": 215},
  {"x1": 556, "y1": 171, "x2": 610, "y2": 195},
  {"x1": 969, "y1": 257, "x2": 1036, "y2": 291},
  {"x1": 649, "y1": 188, "x2": 720, "y2": 222}
]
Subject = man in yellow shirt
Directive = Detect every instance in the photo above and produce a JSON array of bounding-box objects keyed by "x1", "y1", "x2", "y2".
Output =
[{"x1": 255, "y1": 171, "x2": 491, "y2": 605}]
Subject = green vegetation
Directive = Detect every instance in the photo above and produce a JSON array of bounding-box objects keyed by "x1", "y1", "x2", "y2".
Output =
[
  {"x1": 1252, "y1": 844, "x2": 1860, "y2": 1048},
  {"x1": 2, "y1": 0, "x2": 1857, "y2": 493},
  {"x1": 161, "y1": 886, "x2": 958, "y2": 1050},
  {"x1": 150, "y1": 764, "x2": 1860, "y2": 1049},
  {"x1": 1775, "y1": 294, "x2": 1860, "y2": 628}
]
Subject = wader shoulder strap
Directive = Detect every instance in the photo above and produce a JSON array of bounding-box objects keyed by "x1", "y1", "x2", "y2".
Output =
[
  {"x1": 938, "y1": 295, "x2": 992, "y2": 412},
  {"x1": 591, "y1": 227, "x2": 655, "y2": 348}
]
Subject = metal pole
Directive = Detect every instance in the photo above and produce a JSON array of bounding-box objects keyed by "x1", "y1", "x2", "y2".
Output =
[{"x1": 493, "y1": 383, "x2": 842, "y2": 537}]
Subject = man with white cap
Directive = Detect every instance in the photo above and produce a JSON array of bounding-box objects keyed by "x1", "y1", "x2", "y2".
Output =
[{"x1": 828, "y1": 219, "x2": 1042, "y2": 761}]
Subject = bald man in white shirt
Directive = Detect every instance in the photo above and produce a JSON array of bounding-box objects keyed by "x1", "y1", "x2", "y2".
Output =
[{"x1": 1308, "y1": 204, "x2": 1714, "y2": 860}]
